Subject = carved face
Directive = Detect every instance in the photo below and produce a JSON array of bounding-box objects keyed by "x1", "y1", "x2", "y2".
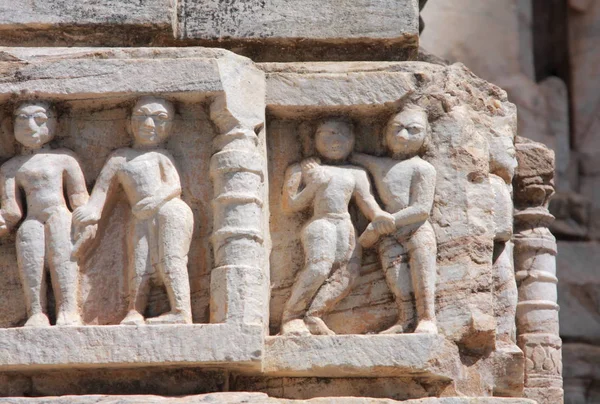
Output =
[
  {"x1": 490, "y1": 136, "x2": 517, "y2": 183},
  {"x1": 131, "y1": 97, "x2": 174, "y2": 146},
  {"x1": 13, "y1": 102, "x2": 56, "y2": 149},
  {"x1": 315, "y1": 120, "x2": 354, "y2": 161},
  {"x1": 385, "y1": 108, "x2": 428, "y2": 157}
]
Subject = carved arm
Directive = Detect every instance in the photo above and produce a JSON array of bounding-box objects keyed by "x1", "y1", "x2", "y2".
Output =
[
  {"x1": 0, "y1": 165, "x2": 23, "y2": 235},
  {"x1": 281, "y1": 163, "x2": 318, "y2": 214}
]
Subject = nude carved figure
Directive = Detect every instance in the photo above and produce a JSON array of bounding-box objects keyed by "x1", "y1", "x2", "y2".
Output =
[
  {"x1": 281, "y1": 119, "x2": 396, "y2": 336},
  {"x1": 351, "y1": 105, "x2": 438, "y2": 334},
  {"x1": 0, "y1": 101, "x2": 88, "y2": 327},
  {"x1": 73, "y1": 96, "x2": 193, "y2": 325}
]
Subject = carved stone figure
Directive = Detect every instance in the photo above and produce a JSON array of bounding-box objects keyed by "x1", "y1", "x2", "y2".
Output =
[
  {"x1": 351, "y1": 105, "x2": 438, "y2": 334},
  {"x1": 73, "y1": 96, "x2": 193, "y2": 325},
  {"x1": 0, "y1": 101, "x2": 87, "y2": 327},
  {"x1": 489, "y1": 130, "x2": 519, "y2": 349},
  {"x1": 281, "y1": 119, "x2": 396, "y2": 336}
]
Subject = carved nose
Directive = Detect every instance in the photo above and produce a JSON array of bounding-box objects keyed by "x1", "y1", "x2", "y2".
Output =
[
  {"x1": 27, "y1": 117, "x2": 38, "y2": 132},
  {"x1": 143, "y1": 117, "x2": 155, "y2": 128}
]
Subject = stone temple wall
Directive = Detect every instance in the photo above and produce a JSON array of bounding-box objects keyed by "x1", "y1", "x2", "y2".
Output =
[
  {"x1": 0, "y1": 2, "x2": 563, "y2": 403},
  {"x1": 421, "y1": 1, "x2": 599, "y2": 402}
]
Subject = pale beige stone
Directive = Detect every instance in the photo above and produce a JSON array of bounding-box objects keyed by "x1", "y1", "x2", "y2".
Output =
[
  {"x1": 0, "y1": 47, "x2": 554, "y2": 402},
  {"x1": 175, "y1": 0, "x2": 419, "y2": 41},
  {"x1": 73, "y1": 97, "x2": 194, "y2": 326},
  {"x1": 263, "y1": 334, "x2": 460, "y2": 379},
  {"x1": 0, "y1": 393, "x2": 538, "y2": 403},
  {"x1": 0, "y1": 101, "x2": 87, "y2": 327},
  {"x1": 0, "y1": 324, "x2": 263, "y2": 371}
]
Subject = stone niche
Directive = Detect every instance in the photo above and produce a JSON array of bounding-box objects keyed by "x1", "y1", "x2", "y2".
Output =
[
  {"x1": 0, "y1": 48, "x2": 268, "y2": 374},
  {"x1": 0, "y1": 47, "x2": 556, "y2": 404}
]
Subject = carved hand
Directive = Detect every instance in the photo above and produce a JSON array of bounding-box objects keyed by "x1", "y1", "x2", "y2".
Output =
[
  {"x1": 358, "y1": 223, "x2": 380, "y2": 249},
  {"x1": 71, "y1": 223, "x2": 98, "y2": 260},
  {"x1": 301, "y1": 157, "x2": 330, "y2": 186},
  {"x1": 132, "y1": 195, "x2": 163, "y2": 220},
  {"x1": 73, "y1": 205, "x2": 101, "y2": 226},
  {"x1": 371, "y1": 212, "x2": 397, "y2": 235}
]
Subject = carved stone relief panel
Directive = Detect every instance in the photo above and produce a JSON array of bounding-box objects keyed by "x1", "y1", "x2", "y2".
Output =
[{"x1": 0, "y1": 97, "x2": 215, "y2": 327}]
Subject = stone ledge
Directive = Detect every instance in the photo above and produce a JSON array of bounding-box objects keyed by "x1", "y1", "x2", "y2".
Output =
[
  {"x1": 263, "y1": 334, "x2": 461, "y2": 379},
  {"x1": 0, "y1": 324, "x2": 263, "y2": 372},
  {"x1": 0, "y1": 393, "x2": 538, "y2": 403}
]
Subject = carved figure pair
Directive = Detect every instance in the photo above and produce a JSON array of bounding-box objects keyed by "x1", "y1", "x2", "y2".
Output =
[
  {"x1": 281, "y1": 105, "x2": 438, "y2": 336},
  {"x1": 0, "y1": 97, "x2": 193, "y2": 327}
]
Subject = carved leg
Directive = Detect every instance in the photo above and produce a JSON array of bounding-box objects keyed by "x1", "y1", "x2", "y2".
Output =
[
  {"x1": 16, "y1": 219, "x2": 50, "y2": 327},
  {"x1": 281, "y1": 218, "x2": 336, "y2": 336},
  {"x1": 378, "y1": 236, "x2": 411, "y2": 334},
  {"x1": 46, "y1": 208, "x2": 82, "y2": 326},
  {"x1": 407, "y1": 222, "x2": 438, "y2": 334},
  {"x1": 121, "y1": 217, "x2": 152, "y2": 325},
  {"x1": 147, "y1": 199, "x2": 193, "y2": 325},
  {"x1": 306, "y1": 218, "x2": 360, "y2": 335}
]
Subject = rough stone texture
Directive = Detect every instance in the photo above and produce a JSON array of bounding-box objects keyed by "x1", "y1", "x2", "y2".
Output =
[
  {"x1": 421, "y1": 0, "x2": 571, "y2": 192},
  {"x1": 0, "y1": 1, "x2": 420, "y2": 61},
  {"x1": 0, "y1": 49, "x2": 269, "y2": 377},
  {"x1": 175, "y1": 0, "x2": 418, "y2": 41},
  {"x1": 0, "y1": 324, "x2": 263, "y2": 371},
  {"x1": 0, "y1": 47, "x2": 556, "y2": 402},
  {"x1": 263, "y1": 335, "x2": 459, "y2": 379},
  {"x1": 0, "y1": 0, "x2": 174, "y2": 47},
  {"x1": 0, "y1": 393, "x2": 538, "y2": 404}
]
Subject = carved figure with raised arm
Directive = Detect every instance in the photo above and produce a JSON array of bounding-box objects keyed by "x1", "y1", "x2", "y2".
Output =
[
  {"x1": 0, "y1": 101, "x2": 88, "y2": 327},
  {"x1": 281, "y1": 119, "x2": 396, "y2": 336},
  {"x1": 351, "y1": 105, "x2": 438, "y2": 334},
  {"x1": 73, "y1": 96, "x2": 193, "y2": 325}
]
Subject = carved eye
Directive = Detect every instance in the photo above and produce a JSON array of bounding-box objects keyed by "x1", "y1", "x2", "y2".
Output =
[
  {"x1": 156, "y1": 113, "x2": 169, "y2": 121},
  {"x1": 33, "y1": 113, "x2": 48, "y2": 125},
  {"x1": 407, "y1": 125, "x2": 422, "y2": 135}
]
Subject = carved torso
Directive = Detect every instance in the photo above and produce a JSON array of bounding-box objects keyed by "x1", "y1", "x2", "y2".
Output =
[
  {"x1": 370, "y1": 156, "x2": 433, "y2": 214},
  {"x1": 5, "y1": 150, "x2": 75, "y2": 217},
  {"x1": 310, "y1": 165, "x2": 366, "y2": 217},
  {"x1": 116, "y1": 149, "x2": 175, "y2": 206}
]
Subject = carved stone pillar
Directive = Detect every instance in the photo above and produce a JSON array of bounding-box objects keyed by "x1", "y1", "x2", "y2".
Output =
[
  {"x1": 513, "y1": 136, "x2": 563, "y2": 404},
  {"x1": 207, "y1": 56, "x2": 269, "y2": 330}
]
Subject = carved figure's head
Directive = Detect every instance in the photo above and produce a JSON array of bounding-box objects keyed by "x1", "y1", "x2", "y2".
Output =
[
  {"x1": 13, "y1": 101, "x2": 57, "y2": 149},
  {"x1": 489, "y1": 126, "x2": 517, "y2": 184},
  {"x1": 384, "y1": 105, "x2": 428, "y2": 157},
  {"x1": 131, "y1": 96, "x2": 175, "y2": 147},
  {"x1": 315, "y1": 119, "x2": 355, "y2": 162}
]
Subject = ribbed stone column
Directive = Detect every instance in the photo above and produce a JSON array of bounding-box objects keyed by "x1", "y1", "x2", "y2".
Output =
[
  {"x1": 208, "y1": 93, "x2": 268, "y2": 328},
  {"x1": 513, "y1": 137, "x2": 563, "y2": 404}
]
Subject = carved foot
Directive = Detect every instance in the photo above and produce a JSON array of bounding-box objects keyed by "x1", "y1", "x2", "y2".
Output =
[
  {"x1": 380, "y1": 322, "x2": 404, "y2": 334},
  {"x1": 56, "y1": 311, "x2": 83, "y2": 326},
  {"x1": 24, "y1": 312, "x2": 51, "y2": 328},
  {"x1": 414, "y1": 319, "x2": 438, "y2": 334},
  {"x1": 305, "y1": 316, "x2": 336, "y2": 335},
  {"x1": 120, "y1": 310, "x2": 145, "y2": 325},
  {"x1": 146, "y1": 311, "x2": 192, "y2": 325},
  {"x1": 280, "y1": 319, "x2": 311, "y2": 336}
]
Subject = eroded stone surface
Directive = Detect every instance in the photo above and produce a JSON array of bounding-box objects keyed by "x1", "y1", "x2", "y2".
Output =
[
  {"x1": 0, "y1": 47, "x2": 557, "y2": 402},
  {"x1": 0, "y1": 393, "x2": 538, "y2": 403}
]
